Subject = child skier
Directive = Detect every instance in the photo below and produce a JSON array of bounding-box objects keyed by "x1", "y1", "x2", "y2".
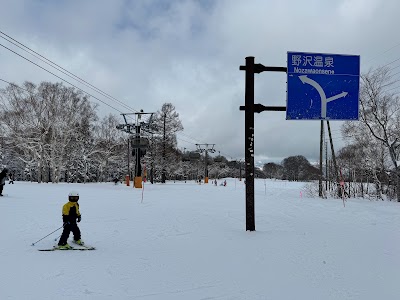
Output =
[{"x1": 57, "y1": 191, "x2": 84, "y2": 249}]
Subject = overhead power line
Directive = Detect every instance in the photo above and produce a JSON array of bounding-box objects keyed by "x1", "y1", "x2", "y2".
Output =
[
  {"x1": 0, "y1": 30, "x2": 234, "y2": 157},
  {"x1": 364, "y1": 41, "x2": 400, "y2": 64},
  {"x1": 0, "y1": 78, "x2": 204, "y2": 152},
  {"x1": 389, "y1": 64, "x2": 400, "y2": 72},
  {"x1": 0, "y1": 31, "x2": 209, "y2": 148},
  {"x1": 176, "y1": 137, "x2": 197, "y2": 145},
  {"x1": 380, "y1": 57, "x2": 400, "y2": 69},
  {"x1": 0, "y1": 42, "x2": 126, "y2": 113},
  {"x1": 0, "y1": 30, "x2": 138, "y2": 114},
  {"x1": 385, "y1": 84, "x2": 400, "y2": 92},
  {"x1": 0, "y1": 78, "x2": 28, "y2": 91}
]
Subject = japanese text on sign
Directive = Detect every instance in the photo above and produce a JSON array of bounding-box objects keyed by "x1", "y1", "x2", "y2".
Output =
[
  {"x1": 291, "y1": 55, "x2": 334, "y2": 68},
  {"x1": 291, "y1": 54, "x2": 335, "y2": 75}
]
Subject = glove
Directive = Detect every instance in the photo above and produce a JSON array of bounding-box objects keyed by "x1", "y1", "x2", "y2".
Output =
[{"x1": 77, "y1": 215, "x2": 81, "y2": 223}]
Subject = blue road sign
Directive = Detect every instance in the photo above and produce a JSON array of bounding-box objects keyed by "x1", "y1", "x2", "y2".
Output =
[{"x1": 286, "y1": 52, "x2": 360, "y2": 120}]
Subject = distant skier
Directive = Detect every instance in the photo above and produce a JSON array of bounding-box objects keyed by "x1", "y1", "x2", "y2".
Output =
[
  {"x1": 57, "y1": 191, "x2": 84, "y2": 249},
  {"x1": 223, "y1": 180, "x2": 227, "y2": 187},
  {"x1": 9, "y1": 172, "x2": 15, "y2": 184},
  {"x1": 0, "y1": 168, "x2": 8, "y2": 196}
]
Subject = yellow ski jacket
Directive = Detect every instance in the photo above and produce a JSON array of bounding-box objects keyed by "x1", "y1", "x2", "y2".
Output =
[{"x1": 62, "y1": 201, "x2": 81, "y2": 223}]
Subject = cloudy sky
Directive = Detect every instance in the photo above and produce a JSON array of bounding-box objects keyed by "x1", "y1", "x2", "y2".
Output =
[{"x1": 1, "y1": 0, "x2": 399, "y2": 164}]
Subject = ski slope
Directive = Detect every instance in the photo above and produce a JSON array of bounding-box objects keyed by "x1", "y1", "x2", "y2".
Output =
[{"x1": 0, "y1": 179, "x2": 399, "y2": 300}]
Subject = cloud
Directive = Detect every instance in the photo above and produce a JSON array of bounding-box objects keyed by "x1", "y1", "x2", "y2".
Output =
[
  {"x1": 0, "y1": 0, "x2": 398, "y2": 164},
  {"x1": 338, "y1": 0, "x2": 382, "y2": 20}
]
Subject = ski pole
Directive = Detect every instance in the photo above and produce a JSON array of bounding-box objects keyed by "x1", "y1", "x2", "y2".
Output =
[
  {"x1": 54, "y1": 234, "x2": 62, "y2": 242},
  {"x1": 31, "y1": 225, "x2": 64, "y2": 246}
]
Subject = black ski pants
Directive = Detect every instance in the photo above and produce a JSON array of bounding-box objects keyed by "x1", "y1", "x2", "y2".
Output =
[{"x1": 58, "y1": 223, "x2": 81, "y2": 245}]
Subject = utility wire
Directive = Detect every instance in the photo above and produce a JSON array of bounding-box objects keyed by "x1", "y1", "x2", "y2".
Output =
[
  {"x1": 157, "y1": 113, "x2": 205, "y2": 144},
  {"x1": 0, "y1": 31, "x2": 208, "y2": 148},
  {"x1": 0, "y1": 59, "x2": 211, "y2": 159},
  {"x1": 0, "y1": 31, "x2": 138, "y2": 114},
  {"x1": 385, "y1": 84, "x2": 400, "y2": 92},
  {"x1": 12, "y1": 78, "x2": 197, "y2": 148},
  {"x1": 175, "y1": 136, "x2": 197, "y2": 146},
  {"x1": 0, "y1": 32, "x2": 231, "y2": 158},
  {"x1": 363, "y1": 41, "x2": 400, "y2": 64},
  {"x1": 0, "y1": 78, "x2": 38, "y2": 97},
  {"x1": 0, "y1": 31, "x2": 223, "y2": 154},
  {"x1": 380, "y1": 57, "x2": 400, "y2": 69},
  {"x1": 177, "y1": 132, "x2": 205, "y2": 144},
  {"x1": 151, "y1": 113, "x2": 206, "y2": 145},
  {"x1": 0, "y1": 42, "x2": 125, "y2": 113},
  {"x1": 0, "y1": 31, "x2": 228, "y2": 155},
  {"x1": 389, "y1": 63, "x2": 400, "y2": 72}
]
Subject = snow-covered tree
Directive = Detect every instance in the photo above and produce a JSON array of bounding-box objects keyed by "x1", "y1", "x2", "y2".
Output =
[
  {"x1": 0, "y1": 82, "x2": 98, "y2": 182},
  {"x1": 342, "y1": 67, "x2": 400, "y2": 201},
  {"x1": 92, "y1": 114, "x2": 126, "y2": 182},
  {"x1": 151, "y1": 103, "x2": 183, "y2": 183}
]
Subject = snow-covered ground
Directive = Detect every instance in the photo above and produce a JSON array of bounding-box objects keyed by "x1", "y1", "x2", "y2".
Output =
[{"x1": 1, "y1": 178, "x2": 399, "y2": 300}]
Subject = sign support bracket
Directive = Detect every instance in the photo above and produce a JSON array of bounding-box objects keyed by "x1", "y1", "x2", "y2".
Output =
[{"x1": 239, "y1": 56, "x2": 287, "y2": 231}]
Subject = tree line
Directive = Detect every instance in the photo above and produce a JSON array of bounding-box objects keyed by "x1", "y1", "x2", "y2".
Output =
[
  {"x1": 0, "y1": 81, "x2": 322, "y2": 184},
  {"x1": 338, "y1": 66, "x2": 400, "y2": 201},
  {"x1": 1, "y1": 65, "x2": 399, "y2": 202}
]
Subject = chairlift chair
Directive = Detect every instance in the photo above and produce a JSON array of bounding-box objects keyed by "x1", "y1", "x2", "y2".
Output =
[
  {"x1": 182, "y1": 154, "x2": 191, "y2": 162},
  {"x1": 189, "y1": 151, "x2": 201, "y2": 160},
  {"x1": 131, "y1": 137, "x2": 149, "y2": 149},
  {"x1": 214, "y1": 156, "x2": 223, "y2": 163}
]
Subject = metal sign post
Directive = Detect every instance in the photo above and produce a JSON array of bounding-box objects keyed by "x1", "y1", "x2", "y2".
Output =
[
  {"x1": 239, "y1": 52, "x2": 359, "y2": 230},
  {"x1": 239, "y1": 57, "x2": 286, "y2": 231}
]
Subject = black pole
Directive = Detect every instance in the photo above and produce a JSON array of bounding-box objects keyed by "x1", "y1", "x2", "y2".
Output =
[
  {"x1": 162, "y1": 114, "x2": 166, "y2": 183},
  {"x1": 327, "y1": 120, "x2": 340, "y2": 197},
  {"x1": 325, "y1": 140, "x2": 328, "y2": 191},
  {"x1": 319, "y1": 120, "x2": 324, "y2": 197},
  {"x1": 205, "y1": 150, "x2": 208, "y2": 180},
  {"x1": 244, "y1": 57, "x2": 255, "y2": 231},
  {"x1": 31, "y1": 224, "x2": 65, "y2": 246},
  {"x1": 150, "y1": 162, "x2": 154, "y2": 184},
  {"x1": 239, "y1": 58, "x2": 287, "y2": 231},
  {"x1": 127, "y1": 138, "x2": 130, "y2": 179},
  {"x1": 135, "y1": 126, "x2": 142, "y2": 178}
]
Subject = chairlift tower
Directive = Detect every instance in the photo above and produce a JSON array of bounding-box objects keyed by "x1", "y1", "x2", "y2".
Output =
[
  {"x1": 195, "y1": 143, "x2": 216, "y2": 183},
  {"x1": 116, "y1": 110, "x2": 154, "y2": 188}
]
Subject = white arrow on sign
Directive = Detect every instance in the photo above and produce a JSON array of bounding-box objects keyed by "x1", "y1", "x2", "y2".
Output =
[{"x1": 299, "y1": 75, "x2": 348, "y2": 118}]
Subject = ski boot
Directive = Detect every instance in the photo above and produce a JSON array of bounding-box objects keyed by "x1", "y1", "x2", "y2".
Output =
[
  {"x1": 58, "y1": 244, "x2": 73, "y2": 250},
  {"x1": 73, "y1": 239, "x2": 84, "y2": 246}
]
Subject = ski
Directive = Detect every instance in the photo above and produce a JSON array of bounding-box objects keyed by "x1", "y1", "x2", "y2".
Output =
[
  {"x1": 38, "y1": 245, "x2": 95, "y2": 251},
  {"x1": 72, "y1": 244, "x2": 96, "y2": 250},
  {"x1": 71, "y1": 241, "x2": 95, "y2": 250}
]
